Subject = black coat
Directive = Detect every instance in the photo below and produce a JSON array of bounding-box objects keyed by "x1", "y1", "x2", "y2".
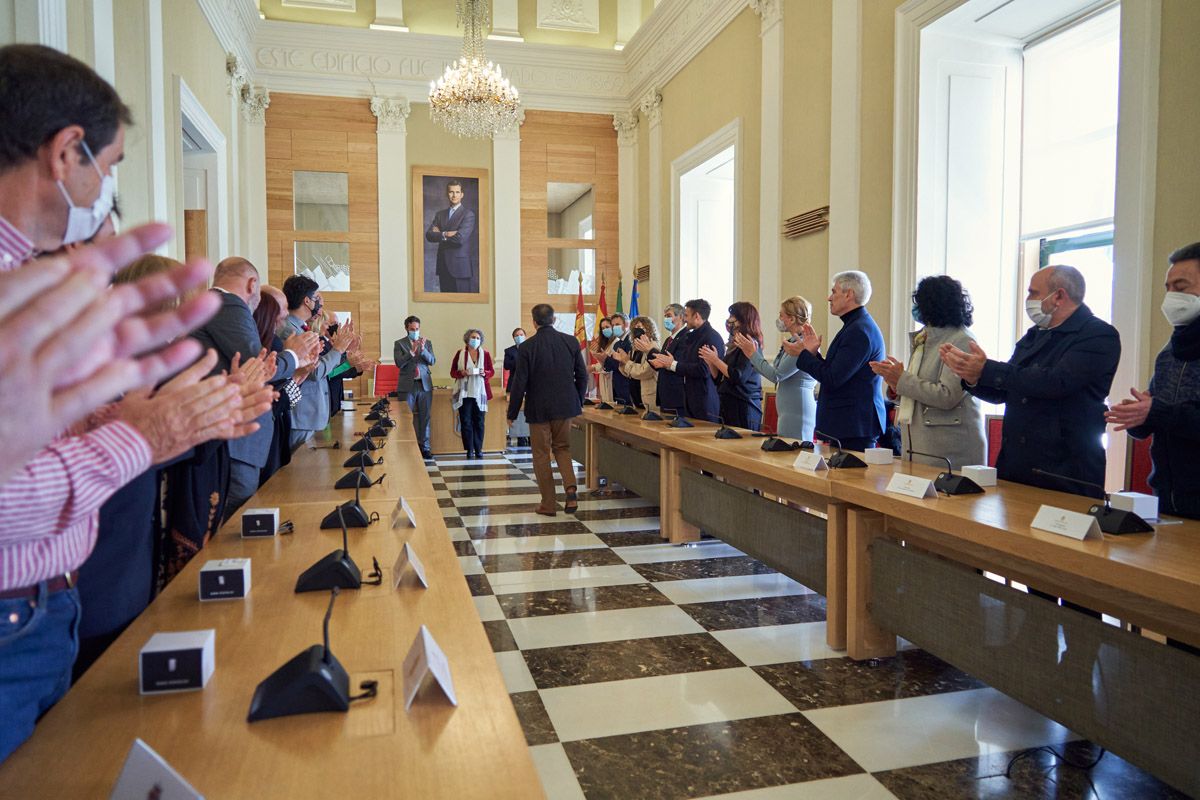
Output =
[
  {"x1": 507, "y1": 325, "x2": 589, "y2": 424},
  {"x1": 603, "y1": 336, "x2": 634, "y2": 405},
  {"x1": 968, "y1": 304, "x2": 1120, "y2": 498},
  {"x1": 655, "y1": 329, "x2": 689, "y2": 414},
  {"x1": 717, "y1": 346, "x2": 763, "y2": 428},
  {"x1": 674, "y1": 321, "x2": 725, "y2": 423}
]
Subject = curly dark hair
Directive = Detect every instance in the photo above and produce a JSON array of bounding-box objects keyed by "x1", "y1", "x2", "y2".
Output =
[
  {"x1": 727, "y1": 301, "x2": 764, "y2": 346},
  {"x1": 912, "y1": 275, "x2": 973, "y2": 328}
]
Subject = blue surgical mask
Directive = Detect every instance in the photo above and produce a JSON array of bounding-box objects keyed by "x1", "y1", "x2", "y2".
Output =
[
  {"x1": 514, "y1": 335, "x2": 526, "y2": 345},
  {"x1": 468, "y1": 337, "x2": 481, "y2": 349},
  {"x1": 911, "y1": 305, "x2": 923, "y2": 324},
  {"x1": 602, "y1": 328, "x2": 613, "y2": 338},
  {"x1": 611, "y1": 325, "x2": 624, "y2": 337},
  {"x1": 663, "y1": 317, "x2": 675, "y2": 332},
  {"x1": 408, "y1": 329, "x2": 420, "y2": 341}
]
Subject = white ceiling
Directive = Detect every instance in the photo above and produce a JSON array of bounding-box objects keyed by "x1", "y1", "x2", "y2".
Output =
[
  {"x1": 547, "y1": 182, "x2": 592, "y2": 214},
  {"x1": 932, "y1": 0, "x2": 1114, "y2": 43}
]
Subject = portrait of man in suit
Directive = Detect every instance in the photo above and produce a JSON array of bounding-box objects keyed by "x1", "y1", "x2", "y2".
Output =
[
  {"x1": 411, "y1": 165, "x2": 493, "y2": 304},
  {"x1": 425, "y1": 178, "x2": 477, "y2": 293}
]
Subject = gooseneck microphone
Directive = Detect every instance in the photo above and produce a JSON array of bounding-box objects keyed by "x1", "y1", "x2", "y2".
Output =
[
  {"x1": 906, "y1": 450, "x2": 984, "y2": 495},
  {"x1": 1030, "y1": 469, "x2": 1154, "y2": 534},
  {"x1": 715, "y1": 415, "x2": 743, "y2": 440},
  {"x1": 322, "y1": 586, "x2": 338, "y2": 664},
  {"x1": 814, "y1": 430, "x2": 866, "y2": 469},
  {"x1": 665, "y1": 408, "x2": 694, "y2": 428}
]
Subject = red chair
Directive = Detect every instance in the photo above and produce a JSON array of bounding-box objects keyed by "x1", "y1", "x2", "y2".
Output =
[
  {"x1": 373, "y1": 364, "x2": 399, "y2": 397},
  {"x1": 762, "y1": 394, "x2": 778, "y2": 435},
  {"x1": 986, "y1": 415, "x2": 1004, "y2": 467},
  {"x1": 1128, "y1": 435, "x2": 1154, "y2": 494}
]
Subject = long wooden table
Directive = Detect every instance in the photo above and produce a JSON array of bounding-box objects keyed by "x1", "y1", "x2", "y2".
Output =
[{"x1": 0, "y1": 400, "x2": 544, "y2": 799}]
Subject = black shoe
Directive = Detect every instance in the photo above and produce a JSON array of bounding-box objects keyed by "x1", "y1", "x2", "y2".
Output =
[{"x1": 422, "y1": 450, "x2": 433, "y2": 460}]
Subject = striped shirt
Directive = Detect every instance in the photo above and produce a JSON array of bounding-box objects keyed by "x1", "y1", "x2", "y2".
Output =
[{"x1": 0, "y1": 214, "x2": 153, "y2": 591}]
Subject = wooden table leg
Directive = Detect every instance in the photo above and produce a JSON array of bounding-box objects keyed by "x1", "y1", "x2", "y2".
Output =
[
  {"x1": 846, "y1": 507, "x2": 897, "y2": 661},
  {"x1": 660, "y1": 447, "x2": 700, "y2": 543},
  {"x1": 584, "y1": 422, "x2": 599, "y2": 492},
  {"x1": 825, "y1": 502, "x2": 847, "y2": 651}
]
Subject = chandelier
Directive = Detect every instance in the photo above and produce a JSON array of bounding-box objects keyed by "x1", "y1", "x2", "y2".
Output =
[{"x1": 429, "y1": 0, "x2": 522, "y2": 139}]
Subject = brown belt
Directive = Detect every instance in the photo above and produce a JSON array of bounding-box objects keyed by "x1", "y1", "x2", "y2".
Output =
[{"x1": 0, "y1": 572, "x2": 78, "y2": 601}]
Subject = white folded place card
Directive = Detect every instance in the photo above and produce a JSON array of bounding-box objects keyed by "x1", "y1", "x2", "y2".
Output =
[
  {"x1": 1031, "y1": 505, "x2": 1101, "y2": 540},
  {"x1": 402, "y1": 625, "x2": 458, "y2": 711},
  {"x1": 886, "y1": 473, "x2": 938, "y2": 499},
  {"x1": 1109, "y1": 491, "x2": 1159, "y2": 520},
  {"x1": 392, "y1": 542, "x2": 428, "y2": 589},
  {"x1": 793, "y1": 451, "x2": 828, "y2": 472},
  {"x1": 864, "y1": 447, "x2": 893, "y2": 465},
  {"x1": 241, "y1": 508, "x2": 279, "y2": 538},
  {"x1": 198, "y1": 558, "x2": 250, "y2": 601},
  {"x1": 961, "y1": 465, "x2": 997, "y2": 487},
  {"x1": 139, "y1": 630, "x2": 215, "y2": 695},
  {"x1": 390, "y1": 496, "x2": 417, "y2": 529},
  {"x1": 110, "y1": 738, "x2": 203, "y2": 800}
]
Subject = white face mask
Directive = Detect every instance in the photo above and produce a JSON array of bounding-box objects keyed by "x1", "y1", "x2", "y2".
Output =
[
  {"x1": 1162, "y1": 291, "x2": 1200, "y2": 327},
  {"x1": 1025, "y1": 296, "x2": 1053, "y2": 329},
  {"x1": 57, "y1": 141, "x2": 115, "y2": 246},
  {"x1": 774, "y1": 318, "x2": 788, "y2": 333}
]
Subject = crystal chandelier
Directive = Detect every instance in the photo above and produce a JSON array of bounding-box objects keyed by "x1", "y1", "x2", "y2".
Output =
[{"x1": 429, "y1": 0, "x2": 521, "y2": 139}]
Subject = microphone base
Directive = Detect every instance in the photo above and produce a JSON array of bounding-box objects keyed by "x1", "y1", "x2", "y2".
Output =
[
  {"x1": 934, "y1": 473, "x2": 985, "y2": 495},
  {"x1": 379, "y1": 418, "x2": 396, "y2": 428},
  {"x1": 295, "y1": 550, "x2": 362, "y2": 593},
  {"x1": 617, "y1": 406, "x2": 639, "y2": 416},
  {"x1": 321, "y1": 501, "x2": 370, "y2": 529},
  {"x1": 828, "y1": 452, "x2": 868, "y2": 469},
  {"x1": 350, "y1": 438, "x2": 380, "y2": 452},
  {"x1": 343, "y1": 452, "x2": 379, "y2": 469},
  {"x1": 582, "y1": 398, "x2": 596, "y2": 406},
  {"x1": 247, "y1": 644, "x2": 350, "y2": 722},
  {"x1": 642, "y1": 411, "x2": 664, "y2": 421},
  {"x1": 1088, "y1": 506, "x2": 1155, "y2": 534},
  {"x1": 367, "y1": 424, "x2": 388, "y2": 437},
  {"x1": 715, "y1": 427, "x2": 742, "y2": 440},
  {"x1": 365, "y1": 411, "x2": 382, "y2": 421},
  {"x1": 596, "y1": 402, "x2": 615, "y2": 410},
  {"x1": 668, "y1": 417, "x2": 694, "y2": 428},
  {"x1": 334, "y1": 470, "x2": 373, "y2": 490}
]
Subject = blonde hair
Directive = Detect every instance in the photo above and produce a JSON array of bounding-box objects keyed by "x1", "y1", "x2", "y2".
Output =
[
  {"x1": 780, "y1": 295, "x2": 812, "y2": 326},
  {"x1": 629, "y1": 315, "x2": 659, "y2": 344},
  {"x1": 114, "y1": 254, "x2": 188, "y2": 314}
]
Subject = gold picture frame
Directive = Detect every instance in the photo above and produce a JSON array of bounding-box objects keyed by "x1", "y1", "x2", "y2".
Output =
[{"x1": 411, "y1": 165, "x2": 490, "y2": 304}]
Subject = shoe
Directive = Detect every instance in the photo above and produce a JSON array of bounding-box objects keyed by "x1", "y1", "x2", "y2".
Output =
[
  {"x1": 421, "y1": 450, "x2": 432, "y2": 460},
  {"x1": 564, "y1": 488, "x2": 579, "y2": 514},
  {"x1": 535, "y1": 506, "x2": 557, "y2": 517}
]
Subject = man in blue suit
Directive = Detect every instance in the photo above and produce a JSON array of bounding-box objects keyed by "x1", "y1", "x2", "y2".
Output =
[
  {"x1": 650, "y1": 298, "x2": 724, "y2": 422},
  {"x1": 425, "y1": 179, "x2": 477, "y2": 293},
  {"x1": 792, "y1": 270, "x2": 886, "y2": 451}
]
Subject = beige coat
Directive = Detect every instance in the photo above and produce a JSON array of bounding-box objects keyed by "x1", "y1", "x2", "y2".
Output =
[
  {"x1": 896, "y1": 325, "x2": 986, "y2": 469},
  {"x1": 621, "y1": 351, "x2": 659, "y2": 412}
]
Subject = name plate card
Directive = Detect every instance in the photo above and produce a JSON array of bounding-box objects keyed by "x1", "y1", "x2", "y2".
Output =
[
  {"x1": 1031, "y1": 505, "x2": 1101, "y2": 541},
  {"x1": 110, "y1": 738, "x2": 203, "y2": 800},
  {"x1": 793, "y1": 452, "x2": 828, "y2": 472},
  {"x1": 390, "y1": 496, "x2": 417, "y2": 529},
  {"x1": 885, "y1": 474, "x2": 938, "y2": 499},
  {"x1": 402, "y1": 625, "x2": 458, "y2": 711},
  {"x1": 392, "y1": 542, "x2": 429, "y2": 589}
]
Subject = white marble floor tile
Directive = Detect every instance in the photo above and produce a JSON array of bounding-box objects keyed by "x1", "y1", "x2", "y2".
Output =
[
  {"x1": 507, "y1": 605, "x2": 705, "y2": 650},
  {"x1": 494, "y1": 650, "x2": 537, "y2": 693},
  {"x1": 486, "y1": 564, "x2": 646, "y2": 595},
  {"x1": 472, "y1": 594, "x2": 506, "y2": 622},
  {"x1": 652, "y1": 573, "x2": 812, "y2": 605},
  {"x1": 582, "y1": 517, "x2": 662, "y2": 534},
  {"x1": 447, "y1": 527, "x2": 472, "y2": 542},
  {"x1": 528, "y1": 743, "x2": 586, "y2": 800},
  {"x1": 441, "y1": 478, "x2": 538, "y2": 490},
  {"x1": 540, "y1": 667, "x2": 795, "y2": 742},
  {"x1": 694, "y1": 774, "x2": 897, "y2": 800},
  {"x1": 460, "y1": 511, "x2": 583, "y2": 526},
  {"x1": 454, "y1": 493, "x2": 544, "y2": 507},
  {"x1": 457, "y1": 555, "x2": 485, "y2": 576},
  {"x1": 802, "y1": 687, "x2": 1078, "y2": 773},
  {"x1": 616, "y1": 541, "x2": 745, "y2": 564},
  {"x1": 711, "y1": 622, "x2": 844, "y2": 666},
  {"x1": 435, "y1": 490, "x2": 453, "y2": 500},
  {"x1": 470, "y1": 534, "x2": 608, "y2": 556},
  {"x1": 435, "y1": 459, "x2": 513, "y2": 470}
]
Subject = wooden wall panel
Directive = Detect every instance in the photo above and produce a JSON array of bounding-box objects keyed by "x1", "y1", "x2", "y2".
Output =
[
  {"x1": 520, "y1": 110, "x2": 620, "y2": 321},
  {"x1": 265, "y1": 93, "x2": 380, "y2": 396}
]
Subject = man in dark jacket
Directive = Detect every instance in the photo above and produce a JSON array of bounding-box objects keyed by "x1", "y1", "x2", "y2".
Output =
[
  {"x1": 793, "y1": 271, "x2": 886, "y2": 451},
  {"x1": 655, "y1": 303, "x2": 689, "y2": 414},
  {"x1": 942, "y1": 264, "x2": 1120, "y2": 498},
  {"x1": 503, "y1": 327, "x2": 531, "y2": 447},
  {"x1": 1109, "y1": 243, "x2": 1200, "y2": 518},
  {"x1": 650, "y1": 299, "x2": 724, "y2": 422},
  {"x1": 507, "y1": 304, "x2": 589, "y2": 516}
]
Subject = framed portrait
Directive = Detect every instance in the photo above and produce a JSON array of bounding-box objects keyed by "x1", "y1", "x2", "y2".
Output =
[{"x1": 411, "y1": 165, "x2": 490, "y2": 303}]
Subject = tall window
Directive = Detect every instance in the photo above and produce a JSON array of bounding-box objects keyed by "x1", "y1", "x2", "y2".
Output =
[{"x1": 678, "y1": 145, "x2": 736, "y2": 319}]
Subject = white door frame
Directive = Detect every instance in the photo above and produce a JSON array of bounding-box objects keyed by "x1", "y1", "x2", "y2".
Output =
[{"x1": 175, "y1": 76, "x2": 229, "y2": 262}]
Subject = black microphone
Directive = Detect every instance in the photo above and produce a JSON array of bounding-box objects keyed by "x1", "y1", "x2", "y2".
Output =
[
  {"x1": 309, "y1": 440, "x2": 341, "y2": 450},
  {"x1": 814, "y1": 430, "x2": 866, "y2": 468},
  {"x1": 297, "y1": 506, "x2": 363, "y2": 592},
  {"x1": 350, "y1": 434, "x2": 380, "y2": 452},
  {"x1": 664, "y1": 407, "x2": 694, "y2": 428},
  {"x1": 1030, "y1": 469, "x2": 1153, "y2": 534},
  {"x1": 715, "y1": 415, "x2": 742, "y2": 440},
  {"x1": 335, "y1": 468, "x2": 372, "y2": 490},
  {"x1": 906, "y1": 449, "x2": 983, "y2": 495},
  {"x1": 642, "y1": 406, "x2": 664, "y2": 421},
  {"x1": 617, "y1": 398, "x2": 638, "y2": 415},
  {"x1": 320, "y1": 478, "x2": 374, "y2": 529},
  {"x1": 322, "y1": 587, "x2": 338, "y2": 664}
]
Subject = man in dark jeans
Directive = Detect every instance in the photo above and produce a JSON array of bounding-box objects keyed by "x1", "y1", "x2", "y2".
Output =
[{"x1": 507, "y1": 304, "x2": 589, "y2": 517}]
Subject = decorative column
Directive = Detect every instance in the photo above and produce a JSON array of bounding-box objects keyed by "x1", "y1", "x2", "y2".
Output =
[
  {"x1": 14, "y1": 0, "x2": 67, "y2": 50},
  {"x1": 226, "y1": 54, "x2": 248, "y2": 257},
  {"x1": 371, "y1": 96, "x2": 412, "y2": 360},
  {"x1": 239, "y1": 84, "x2": 270, "y2": 274},
  {"x1": 490, "y1": 0, "x2": 522, "y2": 40},
  {"x1": 828, "y1": 0, "x2": 862, "y2": 337},
  {"x1": 82, "y1": 0, "x2": 115, "y2": 82},
  {"x1": 751, "y1": 0, "x2": 783, "y2": 348},
  {"x1": 640, "y1": 89, "x2": 663, "y2": 320},
  {"x1": 613, "y1": 110, "x2": 639, "y2": 316},
  {"x1": 492, "y1": 109, "x2": 525, "y2": 350}
]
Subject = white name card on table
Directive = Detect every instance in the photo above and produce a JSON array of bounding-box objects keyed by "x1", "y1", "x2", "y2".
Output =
[
  {"x1": 402, "y1": 625, "x2": 458, "y2": 711},
  {"x1": 1031, "y1": 505, "x2": 1101, "y2": 540},
  {"x1": 793, "y1": 451, "x2": 828, "y2": 472},
  {"x1": 110, "y1": 738, "x2": 203, "y2": 800},
  {"x1": 864, "y1": 447, "x2": 893, "y2": 465},
  {"x1": 886, "y1": 474, "x2": 938, "y2": 499},
  {"x1": 390, "y1": 496, "x2": 417, "y2": 529},
  {"x1": 392, "y1": 542, "x2": 429, "y2": 589}
]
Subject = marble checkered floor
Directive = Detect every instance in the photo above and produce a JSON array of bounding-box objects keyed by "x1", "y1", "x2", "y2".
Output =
[{"x1": 427, "y1": 448, "x2": 1182, "y2": 800}]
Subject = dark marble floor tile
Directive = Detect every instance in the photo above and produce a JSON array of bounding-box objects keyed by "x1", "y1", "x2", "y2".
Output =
[
  {"x1": 564, "y1": 712, "x2": 862, "y2": 800},
  {"x1": 571, "y1": 506, "x2": 661, "y2": 521},
  {"x1": 497, "y1": 583, "x2": 673, "y2": 619},
  {"x1": 429, "y1": 482, "x2": 448, "y2": 491},
  {"x1": 678, "y1": 594, "x2": 827, "y2": 630},
  {"x1": 450, "y1": 540, "x2": 477, "y2": 556},
  {"x1": 469, "y1": 521, "x2": 593, "y2": 539},
  {"x1": 482, "y1": 620, "x2": 518, "y2": 652},
  {"x1": 580, "y1": 488, "x2": 641, "y2": 501},
  {"x1": 456, "y1": 502, "x2": 546, "y2": 516},
  {"x1": 442, "y1": 516, "x2": 464, "y2": 528},
  {"x1": 523, "y1": 633, "x2": 741, "y2": 689},
  {"x1": 480, "y1": 549, "x2": 627, "y2": 574},
  {"x1": 874, "y1": 741, "x2": 1187, "y2": 800},
  {"x1": 592, "y1": 529, "x2": 668, "y2": 547},
  {"x1": 631, "y1": 555, "x2": 777, "y2": 583},
  {"x1": 437, "y1": 497, "x2": 456, "y2": 508},
  {"x1": 509, "y1": 691, "x2": 558, "y2": 746},
  {"x1": 452, "y1": 486, "x2": 547, "y2": 498},
  {"x1": 442, "y1": 472, "x2": 533, "y2": 484},
  {"x1": 754, "y1": 649, "x2": 985, "y2": 711},
  {"x1": 464, "y1": 574, "x2": 493, "y2": 596}
]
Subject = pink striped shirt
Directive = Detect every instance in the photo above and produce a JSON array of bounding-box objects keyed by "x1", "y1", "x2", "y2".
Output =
[{"x1": 0, "y1": 215, "x2": 153, "y2": 591}]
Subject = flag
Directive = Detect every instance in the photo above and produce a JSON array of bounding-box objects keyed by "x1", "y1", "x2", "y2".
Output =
[
  {"x1": 615, "y1": 277, "x2": 624, "y2": 315},
  {"x1": 598, "y1": 274, "x2": 609, "y2": 319},
  {"x1": 629, "y1": 278, "x2": 640, "y2": 319},
  {"x1": 575, "y1": 281, "x2": 587, "y2": 349}
]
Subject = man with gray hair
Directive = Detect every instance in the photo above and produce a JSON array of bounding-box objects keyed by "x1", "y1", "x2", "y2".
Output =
[
  {"x1": 654, "y1": 303, "x2": 689, "y2": 413},
  {"x1": 941, "y1": 264, "x2": 1120, "y2": 496},
  {"x1": 789, "y1": 270, "x2": 886, "y2": 451}
]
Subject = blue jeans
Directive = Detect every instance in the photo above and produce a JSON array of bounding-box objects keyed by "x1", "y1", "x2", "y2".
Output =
[{"x1": 0, "y1": 584, "x2": 81, "y2": 763}]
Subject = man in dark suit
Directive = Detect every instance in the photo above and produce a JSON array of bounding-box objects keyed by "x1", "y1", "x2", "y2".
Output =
[
  {"x1": 654, "y1": 303, "x2": 689, "y2": 414},
  {"x1": 943, "y1": 264, "x2": 1120, "y2": 498},
  {"x1": 191, "y1": 257, "x2": 313, "y2": 515},
  {"x1": 507, "y1": 304, "x2": 589, "y2": 516},
  {"x1": 650, "y1": 299, "x2": 724, "y2": 422},
  {"x1": 425, "y1": 178, "x2": 477, "y2": 293},
  {"x1": 792, "y1": 270, "x2": 886, "y2": 451},
  {"x1": 503, "y1": 327, "x2": 531, "y2": 447}
]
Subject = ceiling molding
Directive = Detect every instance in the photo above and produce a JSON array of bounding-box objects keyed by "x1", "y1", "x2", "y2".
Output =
[{"x1": 197, "y1": 0, "x2": 260, "y2": 80}]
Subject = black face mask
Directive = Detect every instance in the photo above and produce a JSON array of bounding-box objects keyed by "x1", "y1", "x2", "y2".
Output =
[
  {"x1": 632, "y1": 327, "x2": 646, "y2": 340},
  {"x1": 308, "y1": 295, "x2": 323, "y2": 316},
  {"x1": 726, "y1": 322, "x2": 737, "y2": 334}
]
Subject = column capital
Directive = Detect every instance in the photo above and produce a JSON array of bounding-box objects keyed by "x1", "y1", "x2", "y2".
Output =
[
  {"x1": 613, "y1": 111, "x2": 639, "y2": 147},
  {"x1": 748, "y1": 0, "x2": 782, "y2": 35},
  {"x1": 370, "y1": 96, "x2": 412, "y2": 134},
  {"x1": 226, "y1": 53, "x2": 250, "y2": 98},
  {"x1": 241, "y1": 86, "x2": 271, "y2": 125},
  {"x1": 492, "y1": 108, "x2": 526, "y2": 140},
  {"x1": 638, "y1": 89, "x2": 662, "y2": 127}
]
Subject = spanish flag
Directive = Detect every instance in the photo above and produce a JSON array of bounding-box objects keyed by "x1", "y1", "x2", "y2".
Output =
[{"x1": 574, "y1": 281, "x2": 587, "y2": 349}]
